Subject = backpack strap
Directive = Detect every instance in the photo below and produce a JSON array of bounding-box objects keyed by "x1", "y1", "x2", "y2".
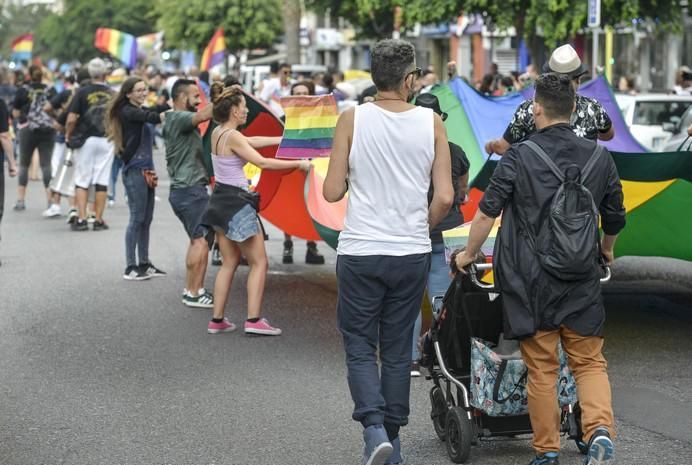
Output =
[
  {"x1": 522, "y1": 140, "x2": 565, "y2": 182},
  {"x1": 581, "y1": 144, "x2": 605, "y2": 181}
]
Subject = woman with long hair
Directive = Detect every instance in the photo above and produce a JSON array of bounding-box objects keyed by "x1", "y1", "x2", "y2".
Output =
[
  {"x1": 204, "y1": 83, "x2": 310, "y2": 335},
  {"x1": 105, "y1": 76, "x2": 166, "y2": 281}
]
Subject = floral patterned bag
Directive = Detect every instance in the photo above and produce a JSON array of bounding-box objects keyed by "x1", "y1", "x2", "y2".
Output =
[{"x1": 470, "y1": 337, "x2": 577, "y2": 416}]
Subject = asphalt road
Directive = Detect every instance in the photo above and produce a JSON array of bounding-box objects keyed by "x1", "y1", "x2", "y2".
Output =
[{"x1": 1, "y1": 153, "x2": 691, "y2": 465}]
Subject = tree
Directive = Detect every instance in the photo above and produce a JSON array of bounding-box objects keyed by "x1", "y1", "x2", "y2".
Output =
[
  {"x1": 284, "y1": 0, "x2": 302, "y2": 64},
  {"x1": 155, "y1": 0, "x2": 283, "y2": 55},
  {"x1": 306, "y1": 0, "x2": 685, "y2": 53},
  {"x1": 0, "y1": 3, "x2": 55, "y2": 60},
  {"x1": 35, "y1": 0, "x2": 158, "y2": 64}
]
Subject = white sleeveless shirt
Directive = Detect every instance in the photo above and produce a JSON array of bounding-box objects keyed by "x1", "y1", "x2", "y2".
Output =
[{"x1": 337, "y1": 102, "x2": 435, "y2": 256}]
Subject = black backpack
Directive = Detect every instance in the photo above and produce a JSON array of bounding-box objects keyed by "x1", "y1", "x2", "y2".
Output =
[{"x1": 522, "y1": 140, "x2": 604, "y2": 281}]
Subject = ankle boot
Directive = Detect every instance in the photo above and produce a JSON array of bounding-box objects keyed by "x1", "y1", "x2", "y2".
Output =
[
  {"x1": 305, "y1": 241, "x2": 325, "y2": 264},
  {"x1": 283, "y1": 240, "x2": 294, "y2": 264}
]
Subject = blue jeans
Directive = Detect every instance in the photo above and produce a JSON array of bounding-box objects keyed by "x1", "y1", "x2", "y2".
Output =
[
  {"x1": 123, "y1": 169, "x2": 155, "y2": 267},
  {"x1": 109, "y1": 156, "x2": 124, "y2": 201},
  {"x1": 337, "y1": 253, "x2": 430, "y2": 428},
  {"x1": 412, "y1": 242, "x2": 451, "y2": 360}
]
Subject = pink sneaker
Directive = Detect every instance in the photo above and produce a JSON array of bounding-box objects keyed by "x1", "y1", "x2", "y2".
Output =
[
  {"x1": 244, "y1": 318, "x2": 282, "y2": 336},
  {"x1": 207, "y1": 318, "x2": 237, "y2": 334}
]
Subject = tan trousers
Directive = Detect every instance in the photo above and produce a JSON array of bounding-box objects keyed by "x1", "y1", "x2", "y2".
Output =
[{"x1": 520, "y1": 326, "x2": 614, "y2": 454}]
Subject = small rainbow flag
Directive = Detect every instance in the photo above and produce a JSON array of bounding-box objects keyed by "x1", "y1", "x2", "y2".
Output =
[
  {"x1": 200, "y1": 28, "x2": 226, "y2": 71},
  {"x1": 11, "y1": 34, "x2": 33, "y2": 62},
  {"x1": 94, "y1": 28, "x2": 137, "y2": 69},
  {"x1": 276, "y1": 95, "x2": 338, "y2": 159}
]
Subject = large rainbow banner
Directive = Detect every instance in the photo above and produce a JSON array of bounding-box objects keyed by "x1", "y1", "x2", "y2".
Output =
[
  {"x1": 200, "y1": 28, "x2": 225, "y2": 71},
  {"x1": 276, "y1": 95, "x2": 337, "y2": 159},
  {"x1": 94, "y1": 28, "x2": 137, "y2": 69},
  {"x1": 11, "y1": 34, "x2": 33, "y2": 62}
]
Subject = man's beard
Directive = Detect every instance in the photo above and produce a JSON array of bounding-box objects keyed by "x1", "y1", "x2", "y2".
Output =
[{"x1": 186, "y1": 103, "x2": 197, "y2": 112}]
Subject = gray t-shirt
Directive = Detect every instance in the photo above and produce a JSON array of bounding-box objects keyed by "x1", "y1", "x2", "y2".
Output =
[{"x1": 163, "y1": 111, "x2": 208, "y2": 189}]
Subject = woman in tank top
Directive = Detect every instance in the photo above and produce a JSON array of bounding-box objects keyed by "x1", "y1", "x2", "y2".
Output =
[{"x1": 204, "y1": 83, "x2": 310, "y2": 336}]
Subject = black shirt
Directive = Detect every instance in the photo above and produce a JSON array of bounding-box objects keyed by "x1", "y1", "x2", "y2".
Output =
[
  {"x1": 0, "y1": 100, "x2": 9, "y2": 157},
  {"x1": 50, "y1": 89, "x2": 74, "y2": 127},
  {"x1": 503, "y1": 95, "x2": 613, "y2": 144},
  {"x1": 67, "y1": 83, "x2": 113, "y2": 139},
  {"x1": 480, "y1": 124, "x2": 625, "y2": 339},
  {"x1": 118, "y1": 102, "x2": 161, "y2": 164},
  {"x1": 13, "y1": 82, "x2": 55, "y2": 124},
  {"x1": 429, "y1": 142, "x2": 470, "y2": 242}
]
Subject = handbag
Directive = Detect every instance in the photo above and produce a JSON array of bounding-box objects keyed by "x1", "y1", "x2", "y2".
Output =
[
  {"x1": 470, "y1": 336, "x2": 577, "y2": 416},
  {"x1": 142, "y1": 169, "x2": 158, "y2": 189}
]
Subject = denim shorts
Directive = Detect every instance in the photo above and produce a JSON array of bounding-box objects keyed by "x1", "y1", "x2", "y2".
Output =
[
  {"x1": 169, "y1": 185, "x2": 210, "y2": 240},
  {"x1": 224, "y1": 204, "x2": 259, "y2": 242}
]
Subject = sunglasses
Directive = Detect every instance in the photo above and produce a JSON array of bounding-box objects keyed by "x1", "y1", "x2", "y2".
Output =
[
  {"x1": 282, "y1": 70, "x2": 292, "y2": 75},
  {"x1": 407, "y1": 67, "x2": 422, "y2": 79}
]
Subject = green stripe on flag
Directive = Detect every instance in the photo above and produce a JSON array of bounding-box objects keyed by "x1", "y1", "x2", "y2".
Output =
[
  {"x1": 614, "y1": 179, "x2": 692, "y2": 260},
  {"x1": 283, "y1": 127, "x2": 334, "y2": 140}
]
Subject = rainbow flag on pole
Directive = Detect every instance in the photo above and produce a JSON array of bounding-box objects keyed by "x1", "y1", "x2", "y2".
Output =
[
  {"x1": 276, "y1": 95, "x2": 338, "y2": 159},
  {"x1": 11, "y1": 34, "x2": 33, "y2": 62},
  {"x1": 200, "y1": 28, "x2": 226, "y2": 71},
  {"x1": 94, "y1": 28, "x2": 137, "y2": 68}
]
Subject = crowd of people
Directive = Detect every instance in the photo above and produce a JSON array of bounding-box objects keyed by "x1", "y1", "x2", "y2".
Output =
[{"x1": 0, "y1": 39, "x2": 632, "y2": 465}]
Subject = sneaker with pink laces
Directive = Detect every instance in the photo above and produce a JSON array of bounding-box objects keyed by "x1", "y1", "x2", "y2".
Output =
[
  {"x1": 207, "y1": 318, "x2": 237, "y2": 334},
  {"x1": 244, "y1": 318, "x2": 282, "y2": 336}
]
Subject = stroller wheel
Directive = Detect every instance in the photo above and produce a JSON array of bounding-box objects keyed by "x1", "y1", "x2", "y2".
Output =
[
  {"x1": 445, "y1": 407, "x2": 472, "y2": 463},
  {"x1": 429, "y1": 386, "x2": 447, "y2": 441},
  {"x1": 572, "y1": 402, "x2": 588, "y2": 455}
]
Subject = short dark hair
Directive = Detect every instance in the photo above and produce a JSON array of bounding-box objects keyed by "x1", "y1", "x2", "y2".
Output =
[
  {"x1": 371, "y1": 39, "x2": 415, "y2": 92},
  {"x1": 291, "y1": 81, "x2": 315, "y2": 95},
  {"x1": 535, "y1": 73, "x2": 575, "y2": 121},
  {"x1": 171, "y1": 79, "x2": 196, "y2": 101},
  {"x1": 278, "y1": 63, "x2": 291, "y2": 71}
]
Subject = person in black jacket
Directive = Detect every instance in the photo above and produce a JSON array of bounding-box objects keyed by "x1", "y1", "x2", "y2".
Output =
[
  {"x1": 106, "y1": 77, "x2": 167, "y2": 281},
  {"x1": 456, "y1": 74, "x2": 625, "y2": 465}
]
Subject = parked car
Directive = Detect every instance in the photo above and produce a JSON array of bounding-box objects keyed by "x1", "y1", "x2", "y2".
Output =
[
  {"x1": 615, "y1": 94, "x2": 692, "y2": 151},
  {"x1": 661, "y1": 105, "x2": 692, "y2": 152}
]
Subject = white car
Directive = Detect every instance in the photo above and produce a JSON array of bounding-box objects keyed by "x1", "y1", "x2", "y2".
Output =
[
  {"x1": 661, "y1": 105, "x2": 692, "y2": 152},
  {"x1": 615, "y1": 94, "x2": 692, "y2": 151}
]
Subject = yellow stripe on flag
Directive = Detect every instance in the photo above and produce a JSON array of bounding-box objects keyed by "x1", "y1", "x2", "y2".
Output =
[
  {"x1": 284, "y1": 115, "x2": 339, "y2": 131},
  {"x1": 283, "y1": 105, "x2": 338, "y2": 119},
  {"x1": 622, "y1": 180, "x2": 675, "y2": 213}
]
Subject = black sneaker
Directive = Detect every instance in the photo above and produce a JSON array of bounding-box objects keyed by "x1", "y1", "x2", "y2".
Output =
[
  {"x1": 123, "y1": 265, "x2": 151, "y2": 281},
  {"x1": 140, "y1": 263, "x2": 166, "y2": 277},
  {"x1": 92, "y1": 220, "x2": 109, "y2": 231},
  {"x1": 305, "y1": 241, "x2": 325, "y2": 265},
  {"x1": 529, "y1": 452, "x2": 559, "y2": 465},
  {"x1": 71, "y1": 219, "x2": 88, "y2": 231},
  {"x1": 282, "y1": 240, "x2": 293, "y2": 264},
  {"x1": 211, "y1": 246, "x2": 222, "y2": 266}
]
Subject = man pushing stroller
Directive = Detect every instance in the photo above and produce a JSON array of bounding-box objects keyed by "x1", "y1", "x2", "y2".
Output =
[{"x1": 455, "y1": 73, "x2": 626, "y2": 465}]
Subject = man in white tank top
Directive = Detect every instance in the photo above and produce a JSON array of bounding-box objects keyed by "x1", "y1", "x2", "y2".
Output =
[{"x1": 324, "y1": 39, "x2": 454, "y2": 465}]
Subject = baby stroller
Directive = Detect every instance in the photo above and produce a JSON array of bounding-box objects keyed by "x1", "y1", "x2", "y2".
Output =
[{"x1": 419, "y1": 262, "x2": 611, "y2": 463}]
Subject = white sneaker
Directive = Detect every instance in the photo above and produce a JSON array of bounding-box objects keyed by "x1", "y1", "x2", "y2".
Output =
[
  {"x1": 42, "y1": 204, "x2": 62, "y2": 218},
  {"x1": 107, "y1": 199, "x2": 115, "y2": 207}
]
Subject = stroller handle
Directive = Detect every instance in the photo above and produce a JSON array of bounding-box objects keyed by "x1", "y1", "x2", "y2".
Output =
[
  {"x1": 469, "y1": 263, "x2": 612, "y2": 287},
  {"x1": 468, "y1": 263, "x2": 495, "y2": 290}
]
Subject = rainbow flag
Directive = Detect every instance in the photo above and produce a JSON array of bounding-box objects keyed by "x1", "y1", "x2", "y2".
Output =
[
  {"x1": 137, "y1": 32, "x2": 163, "y2": 61},
  {"x1": 276, "y1": 95, "x2": 338, "y2": 159},
  {"x1": 94, "y1": 28, "x2": 137, "y2": 69},
  {"x1": 11, "y1": 34, "x2": 33, "y2": 62},
  {"x1": 200, "y1": 28, "x2": 226, "y2": 71}
]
